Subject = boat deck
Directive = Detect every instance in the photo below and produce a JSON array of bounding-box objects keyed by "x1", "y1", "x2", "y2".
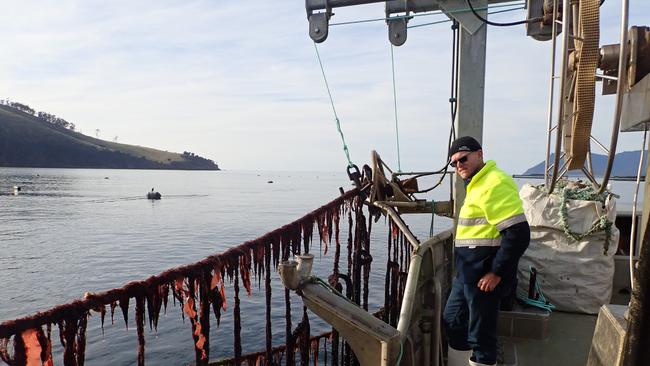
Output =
[
  {"x1": 500, "y1": 291, "x2": 629, "y2": 366},
  {"x1": 502, "y1": 311, "x2": 597, "y2": 366}
]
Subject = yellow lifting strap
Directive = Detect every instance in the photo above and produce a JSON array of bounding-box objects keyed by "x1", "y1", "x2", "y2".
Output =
[{"x1": 568, "y1": 0, "x2": 600, "y2": 169}]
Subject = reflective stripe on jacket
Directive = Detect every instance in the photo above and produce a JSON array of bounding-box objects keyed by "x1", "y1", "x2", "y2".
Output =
[{"x1": 455, "y1": 160, "x2": 526, "y2": 248}]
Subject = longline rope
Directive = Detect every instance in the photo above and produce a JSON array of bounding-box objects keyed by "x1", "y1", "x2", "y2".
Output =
[{"x1": 313, "y1": 42, "x2": 354, "y2": 168}]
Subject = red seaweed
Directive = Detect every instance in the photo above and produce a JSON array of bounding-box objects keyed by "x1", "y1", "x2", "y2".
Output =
[
  {"x1": 76, "y1": 315, "x2": 87, "y2": 366},
  {"x1": 233, "y1": 269, "x2": 242, "y2": 366},
  {"x1": 135, "y1": 296, "x2": 145, "y2": 366},
  {"x1": 264, "y1": 241, "x2": 273, "y2": 363},
  {"x1": 0, "y1": 188, "x2": 369, "y2": 366},
  {"x1": 119, "y1": 297, "x2": 129, "y2": 330},
  {"x1": 110, "y1": 302, "x2": 117, "y2": 325},
  {"x1": 292, "y1": 308, "x2": 311, "y2": 366},
  {"x1": 198, "y1": 270, "x2": 211, "y2": 366},
  {"x1": 285, "y1": 288, "x2": 294, "y2": 366},
  {"x1": 240, "y1": 253, "x2": 253, "y2": 296},
  {"x1": 59, "y1": 318, "x2": 79, "y2": 366}
]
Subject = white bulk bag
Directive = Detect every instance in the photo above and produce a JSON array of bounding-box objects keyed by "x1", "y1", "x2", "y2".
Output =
[{"x1": 517, "y1": 183, "x2": 619, "y2": 314}]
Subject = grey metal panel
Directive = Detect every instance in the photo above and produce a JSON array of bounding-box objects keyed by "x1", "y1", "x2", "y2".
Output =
[{"x1": 620, "y1": 73, "x2": 650, "y2": 132}]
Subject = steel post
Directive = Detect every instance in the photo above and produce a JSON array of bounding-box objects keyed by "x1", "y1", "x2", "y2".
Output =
[{"x1": 453, "y1": 0, "x2": 487, "y2": 219}]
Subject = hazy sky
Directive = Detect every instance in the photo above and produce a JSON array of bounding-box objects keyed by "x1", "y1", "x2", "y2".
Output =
[{"x1": 0, "y1": 1, "x2": 648, "y2": 174}]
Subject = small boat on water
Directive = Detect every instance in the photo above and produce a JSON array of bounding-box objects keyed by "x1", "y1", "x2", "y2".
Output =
[{"x1": 147, "y1": 188, "x2": 161, "y2": 200}]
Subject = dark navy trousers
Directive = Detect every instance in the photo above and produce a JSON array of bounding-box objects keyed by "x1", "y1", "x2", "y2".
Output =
[{"x1": 443, "y1": 277, "x2": 511, "y2": 364}]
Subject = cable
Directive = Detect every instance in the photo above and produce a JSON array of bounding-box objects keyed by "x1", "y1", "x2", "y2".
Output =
[
  {"x1": 416, "y1": 21, "x2": 460, "y2": 193},
  {"x1": 408, "y1": 5, "x2": 526, "y2": 29},
  {"x1": 390, "y1": 44, "x2": 402, "y2": 172},
  {"x1": 329, "y1": 2, "x2": 525, "y2": 27},
  {"x1": 313, "y1": 43, "x2": 354, "y2": 168},
  {"x1": 466, "y1": 0, "x2": 541, "y2": 27}
]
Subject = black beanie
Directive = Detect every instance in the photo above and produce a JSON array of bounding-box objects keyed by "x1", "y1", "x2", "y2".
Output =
[{"x1": 449, "y1": 136, "x2": 482, "y2": 156}]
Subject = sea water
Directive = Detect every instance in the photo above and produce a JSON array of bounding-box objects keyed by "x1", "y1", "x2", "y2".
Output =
[{"x1": 0, "y1": 168, "x2": 641, "y2": 365}]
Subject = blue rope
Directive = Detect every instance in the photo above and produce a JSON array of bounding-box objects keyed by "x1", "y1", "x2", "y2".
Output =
[
  {"x1": 517, "y1": 266, "x2": 556, "y2": 312},
  {"x1": 390, "y1": 44, "x2": 402, "y2": 172},
  {"x1": 313, "y1": 42, "x2": 354, "y2": 168}
]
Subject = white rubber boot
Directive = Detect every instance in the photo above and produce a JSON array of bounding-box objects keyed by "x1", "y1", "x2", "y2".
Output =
[
  {"x1": 447, "y1": 347, "x2": 472, "y2": 366},
  {"x1": 468, "y1": 357, "x2": 497, "y2": 366}
]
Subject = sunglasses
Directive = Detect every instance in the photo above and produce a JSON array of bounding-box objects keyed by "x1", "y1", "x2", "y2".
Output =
[{"x1": 449, "y1": 153, "x2": 471, "y2": 168}]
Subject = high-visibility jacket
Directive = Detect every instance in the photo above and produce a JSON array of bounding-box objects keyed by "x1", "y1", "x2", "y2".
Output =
[
  {"x1": 454, "y1": 160, "x2": 529, "y2": 283},
  {"x1": 456, "y1": 160, "x2": 526, "y2": 247}
]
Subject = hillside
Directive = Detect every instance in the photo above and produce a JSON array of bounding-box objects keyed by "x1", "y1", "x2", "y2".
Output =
[
  {"x1": 523, "y1": 150, "x2": 646, "y2": 177},
  {"x1": 0, "y1": 105, "x2": 219, "y2": 170}
]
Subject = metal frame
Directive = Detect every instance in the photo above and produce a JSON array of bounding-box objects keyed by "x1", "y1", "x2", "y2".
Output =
[
  {"x1": 306, "y1": 0, "x2": 517, "y2": 45},
  {"x1": 544, "y1": 0, "x2": 630, "y2": 194},
  {"x1": 595, "y1": 0, "x2": 629, "y2": 194},
  {"x1": 545, "y1": 0, "x2": 572, "y2": 194}
]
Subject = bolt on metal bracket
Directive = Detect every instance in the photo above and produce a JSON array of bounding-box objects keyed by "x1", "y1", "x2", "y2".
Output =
[
  {"x1": 386, "y1": 0, "x2": 410, "y2": 46},
  {"x1": 307, "y1": 0, "x2": 332, "y2": 43}
]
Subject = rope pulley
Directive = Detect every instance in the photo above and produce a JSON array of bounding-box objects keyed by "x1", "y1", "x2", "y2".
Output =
[
  {"x1": 307, "y1": 0, "x2": 332, "y2": 43},
  {"x1": 386, "y1": 0, "x2": 410, "y2": 46}
]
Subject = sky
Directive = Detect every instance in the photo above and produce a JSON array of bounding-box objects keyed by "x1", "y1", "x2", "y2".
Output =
[{"x1": 0, "y1": 0, "x2": 648, "y2": 174}]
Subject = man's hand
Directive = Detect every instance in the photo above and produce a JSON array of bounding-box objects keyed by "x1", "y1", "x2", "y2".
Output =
[{"x1": 478, "y1": 272, "x2": 501, "y2": 292}]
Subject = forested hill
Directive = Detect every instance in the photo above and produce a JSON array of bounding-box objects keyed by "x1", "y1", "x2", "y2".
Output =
[
  {"x1": 0, "y1": 103, "x2": 219, "y2": 170},
  {"x1": 523, "y1": 150, "x2": 646, "y2": 177}
]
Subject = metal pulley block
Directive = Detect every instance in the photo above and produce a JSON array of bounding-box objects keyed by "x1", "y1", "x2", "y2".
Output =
[
  {"x1": 388, "y1": 17, "x2": 408, "y2": 46},
  {"x1": 306, "y1": 0, "x2": 332, "y2": 43},
  {"x1": 386, "y1": 0, "x2": 410, "y2": 46}
]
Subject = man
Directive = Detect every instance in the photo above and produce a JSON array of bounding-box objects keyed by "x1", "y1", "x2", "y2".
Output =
[{"x1": 443, "y1": 136, "x2": 530, "y2": 366}]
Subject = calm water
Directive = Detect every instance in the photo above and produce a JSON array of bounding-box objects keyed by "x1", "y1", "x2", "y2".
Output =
[
  {"x1": 0, "y1": 168, "x2": 452, "y2": 365},
  {"x1": 0, "y1": 168, "x2": 641, "y2": 365}
]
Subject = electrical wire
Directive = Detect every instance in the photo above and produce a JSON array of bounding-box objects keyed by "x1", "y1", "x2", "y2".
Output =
[
  {"x1": 466, "y1": 0, "x2": 541, "y2": 27},
  {"x1": 415, "y1": 21, "x2": 460, "y2": 194},
  {"x1": 408, "y1": 6, "x2": 526, "y2": 29}
]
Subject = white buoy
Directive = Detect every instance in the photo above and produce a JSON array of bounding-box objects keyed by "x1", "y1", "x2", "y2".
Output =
[{"x1": 13, "y1": 186, "x2": 21, "y2": 195}]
